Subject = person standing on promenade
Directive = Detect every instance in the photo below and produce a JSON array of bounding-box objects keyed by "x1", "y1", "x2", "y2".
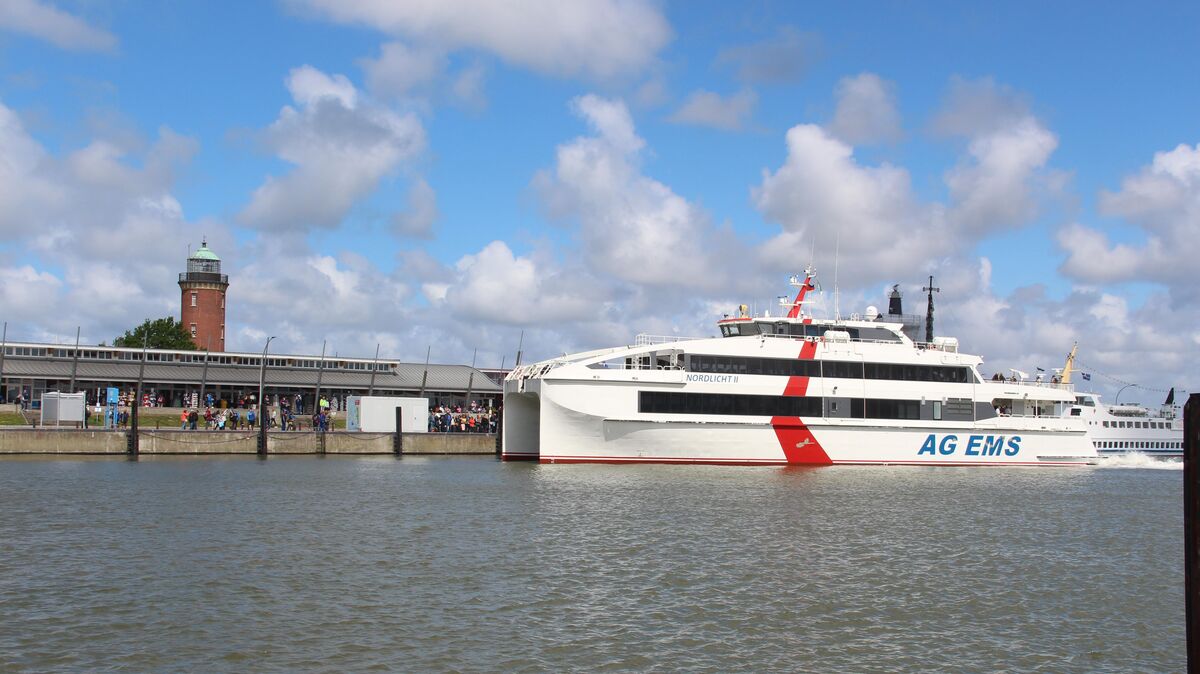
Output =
[
  {"x1": 247, "y1": 408, "x2": 256, "y2": 430},
  {"x1": 180, "y1": 410, "x2": 188, "y2": 429}
]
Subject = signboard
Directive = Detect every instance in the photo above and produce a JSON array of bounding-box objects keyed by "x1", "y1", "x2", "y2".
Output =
[
  {"x1": 106, "y1": 387, "x2": 119, "y2": 405},
  {"x1": 346, "y1": 395, "x2": 361, "y2": 431}
]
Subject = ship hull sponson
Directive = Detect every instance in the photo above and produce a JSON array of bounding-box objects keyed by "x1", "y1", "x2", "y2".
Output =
[{"x1": 512, "y1": 389, "x2": 1096, "y2": 467}]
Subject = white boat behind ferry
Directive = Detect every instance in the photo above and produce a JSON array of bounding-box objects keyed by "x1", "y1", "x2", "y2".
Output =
[
  {"x1": 1057, "y1": 345, "x2": 1184, "y2": 458},
  {"x1": 502, "y1": 268, "x2": 1097, "y2": 467}
]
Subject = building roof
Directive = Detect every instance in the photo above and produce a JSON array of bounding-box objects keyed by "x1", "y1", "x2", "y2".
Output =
[
  {"x1": 189, "y1": 241, "x2": 220, "y2": 261},
  {"x1": 1, "y1": 357, "x2": 500, "y2": 393}
]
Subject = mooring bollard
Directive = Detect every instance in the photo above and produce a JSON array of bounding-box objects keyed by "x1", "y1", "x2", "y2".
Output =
[
  {"x1": 1185, "y1": 393, "x2": 1199, "y2": 673},
  {"x1": 393, "y1": 408, "x2": 404, "y2": 456}
]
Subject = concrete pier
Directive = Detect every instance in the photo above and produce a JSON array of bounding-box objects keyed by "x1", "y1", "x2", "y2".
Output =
[{"x1": 0, "y1": 429, "x2": 495, "y2": 455}]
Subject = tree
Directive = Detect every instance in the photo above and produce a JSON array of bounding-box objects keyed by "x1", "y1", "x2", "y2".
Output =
[{"x1": 113, "y1": 317, "x2": 198, "y2": 350}]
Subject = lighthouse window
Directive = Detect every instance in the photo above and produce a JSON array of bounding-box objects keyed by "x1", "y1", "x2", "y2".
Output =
[
  {"x1": 190, "y1": 292, "x2": 197, "y2": 307},
  {"x1": 190, "y1": 324, "x2": 197, "y2": 337},
  {"x1": 220, "y1": 294, "x2": 225, "y2": 309}
]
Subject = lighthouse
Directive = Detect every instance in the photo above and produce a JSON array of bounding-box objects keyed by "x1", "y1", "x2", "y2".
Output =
[{"x1": 178, "y1": 239, "x2": 228, "y2": 351}]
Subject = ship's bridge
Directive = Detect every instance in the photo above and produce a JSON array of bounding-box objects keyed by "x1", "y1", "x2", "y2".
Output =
[{"x1": 715, "y1": 316, "x2": 910, "y2": 344}]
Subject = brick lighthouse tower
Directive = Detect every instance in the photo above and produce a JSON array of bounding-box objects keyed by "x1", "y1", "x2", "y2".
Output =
[{"x1": 178, "y1": 239, "x2": 228, "y2": 351}]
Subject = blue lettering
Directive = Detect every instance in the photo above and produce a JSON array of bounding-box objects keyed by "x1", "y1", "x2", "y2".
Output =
[
  {"x1": 965, "y1": 435, "x2": 983, "y2": 456},
  {"x1": 918, "y1": 434, "x2": 937, "y2": 455},
  {"x1": 938, "y1": 435, "x2": 958, "y2": 455},
  {"x1": 1006, "y1": 436, "x2": 1021, "y2": 456},
  {"x1": 983, "y1": 436, "x2": 1005, "y2": 456}
]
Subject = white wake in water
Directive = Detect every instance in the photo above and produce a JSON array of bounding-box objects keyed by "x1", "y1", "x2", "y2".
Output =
[{"x1": 1095, "y1": 453, "x2": 1182, "y2": 470}]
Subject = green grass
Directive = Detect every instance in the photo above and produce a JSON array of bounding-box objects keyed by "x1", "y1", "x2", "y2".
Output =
[{"x1": 0, "y1": 412, "x2": 28, "y2": 425}]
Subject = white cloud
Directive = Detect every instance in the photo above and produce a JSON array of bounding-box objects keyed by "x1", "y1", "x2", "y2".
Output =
[
  {"x1": 716, "y1": 26, "x2": 818, "y2": 84},
  {"x1": 534, "y1": 94, "x2": 742, "y2": 289},
  {"x1": 239, "y1": 65, "x2": 425, "y2": 232},
  {"x1": 286, "y1": 65, "x2": 358, "y2": 108},
  {"x1": 441, "y1": 241, "x2": 594, "y2": 324},
  {"x1": 828, "y1": 73, "x2": 901, "y2": 145},
  {"x1": 945, "y1": 116, "x2": 1058, "y2": 235},
  {"x1": 1059, "y1": 142, "x2": 1200, "y2": 302},
  {"x1": 450, "y1": 62, "x2": 487, "y2": 109},
  {"x1": 933, "y1": 78, "x2": 1060, "y2": 235},
  {"x1": 0, "y1": 0, "x2": 117, "y2": 52},
  {"x1": 0, "y1": 97, "x2": 239, "y2": 344},
  {"x1": 391, "y1": 178, "x2": 438, "y2": 238},
  {"x1": 752, "y1": 123, "x2": 951, "y2": 283},
  {"x1": 751, "y1": 76, "x2": 1061, "y2": 286},
  {"x1": 931, "y1": 77, "x2": 1030, "y2": 137},
  {"x1": 668, "y1": 89, "x2": 757, "y2": 131},
  {"x1": 360, "y1": 41, "x2": 447, "y2": 99},
  {"x1": 927, "y1": 257, "x2": 1196, "y2": 401},
  {"x1": 291, "y1": 0, "x2": 671, "y2": 81}
]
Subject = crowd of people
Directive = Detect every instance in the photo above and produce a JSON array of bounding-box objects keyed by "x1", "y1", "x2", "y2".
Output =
[
  {"x1": 177, "y1": 395, "x2": 338, "y2": 431},
  {"x1": 429, "y1": 401, "x2": 497, "y2": 433}
]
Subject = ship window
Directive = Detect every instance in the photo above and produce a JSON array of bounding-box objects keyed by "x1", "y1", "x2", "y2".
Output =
[
  {"x1": 1070, "y1": 409, "x2": 1081, "y2": 416},
  {"x1": 932, "y1": 401, "x2": 942, "y2": 420},
  {"x1": 824, "y1": 361, "x2": 863, "y2": 379}
]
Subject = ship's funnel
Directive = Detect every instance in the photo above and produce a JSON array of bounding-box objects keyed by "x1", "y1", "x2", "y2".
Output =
[{"x1": 888, "y1": 284, "x2": 903, "y2": 316}]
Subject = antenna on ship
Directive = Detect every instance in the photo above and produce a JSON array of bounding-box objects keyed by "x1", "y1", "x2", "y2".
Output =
[
  {"x1": 922, "y1": 275, "x2": 940, "y2": 342},
  {"x1": 833, "y1": 233, "x2": 841, "y2": 322}
]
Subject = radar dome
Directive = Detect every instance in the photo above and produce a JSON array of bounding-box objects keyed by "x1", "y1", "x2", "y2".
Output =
[{"x1": 864, "y1": 305, "x2": 880, "y2": 321}]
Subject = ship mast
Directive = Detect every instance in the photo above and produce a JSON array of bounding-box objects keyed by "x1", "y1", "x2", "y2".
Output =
[
  {"x1": 1061, "y1": 342, "x2": 1078, "y2": 385},
  {"x1": 785, "y1": 265, "x2": 818, "y2": 319},
  {"x1": 922, "y1": 275, "x2": 939, "y2": 343}
]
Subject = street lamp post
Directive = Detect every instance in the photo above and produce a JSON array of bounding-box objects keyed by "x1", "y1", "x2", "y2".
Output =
[
  {"x1": 1115, "y1": 383, "x2": 1136, "y2": 405},
  {"x1": 258, "y1": 336, "x2": 276, "y2": 456}
]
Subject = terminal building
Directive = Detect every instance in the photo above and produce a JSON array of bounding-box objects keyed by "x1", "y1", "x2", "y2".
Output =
[
  {"x1": 0, "y1": 240, "x2": 504, "y2": 409},
  {"x1": 0, "y1": 341, "x2": 502, "y2": 410}
]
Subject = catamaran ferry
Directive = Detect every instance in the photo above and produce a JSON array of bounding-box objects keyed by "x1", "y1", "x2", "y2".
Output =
[{"x1": 502, "y1": 269, "x2": 1097, "y2": 466}]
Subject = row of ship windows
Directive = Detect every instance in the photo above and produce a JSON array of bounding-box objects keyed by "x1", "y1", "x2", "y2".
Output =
[
  {"x1": 1097, "y1": 441, "x2": 1182, "y2": 450},
  {"x1": 721, "y1": 322, "x2": 901, "y2": 342},
  {"x1": 688, "y1": 355, "x2": 976, "y2": 383},
  {"x1": 1102, "y1": 420, "x2": 1172, "y2": 429},
  {"x1": 639, "y1": 391, "x2": 929, "y2": 419}
]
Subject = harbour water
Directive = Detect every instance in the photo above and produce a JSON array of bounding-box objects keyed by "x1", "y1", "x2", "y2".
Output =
[{"x1": 0, "y1": 455, "x2": 1183, "y2": 672}]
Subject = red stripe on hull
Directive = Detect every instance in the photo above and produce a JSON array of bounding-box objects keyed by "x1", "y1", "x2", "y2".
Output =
[
  {"x1": 771, "y1": 416, "x2": 833, "y2": 465},
  {"x1": 782, "y1": 341, "x2": 818, "y2": 397},
  {"x1": 783, "y1": 376, "x2": 809, "y2": 397}
]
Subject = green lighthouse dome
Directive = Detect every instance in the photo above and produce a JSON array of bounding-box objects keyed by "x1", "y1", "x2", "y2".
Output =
[{"x1": 190, "y1": 239, "x2": 220, "y2": 261}]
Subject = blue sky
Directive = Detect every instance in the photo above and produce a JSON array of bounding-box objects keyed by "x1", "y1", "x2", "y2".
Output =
[{"x1": 0, "y1": 0, "x2": 1197, "y2": 402}]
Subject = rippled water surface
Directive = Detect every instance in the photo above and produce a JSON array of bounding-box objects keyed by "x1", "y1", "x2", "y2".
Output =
[{"x1": 0, "y1": 456, "x2": 1183, "y2": 672}]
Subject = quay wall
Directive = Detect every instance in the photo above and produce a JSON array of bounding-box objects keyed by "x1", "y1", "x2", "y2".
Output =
[{"x1": 0, "y1": 429, "x2": 495, "y2": 456}]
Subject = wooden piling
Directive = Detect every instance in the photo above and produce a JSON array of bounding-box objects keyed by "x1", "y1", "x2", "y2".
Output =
[{"x1": 1186, "y1": 393, "x2": 1199, "y2": 673}]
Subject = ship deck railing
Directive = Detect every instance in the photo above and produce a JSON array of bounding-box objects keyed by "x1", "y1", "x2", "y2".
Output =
[{"x1": 984, "y1": 379, "x2": 1075, "y2": 392}]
